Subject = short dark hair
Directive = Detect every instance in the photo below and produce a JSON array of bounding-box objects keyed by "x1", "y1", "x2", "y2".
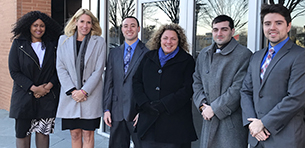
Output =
[
  {"x1": 260, "y1": 4, "x2": 291, "y2": 26},
  {"x1": 122, "y1": 16, "x2": 140, "y2": 27},
  {"x1": 212, "y1": 15, "x2": 234, "y2": 29}
]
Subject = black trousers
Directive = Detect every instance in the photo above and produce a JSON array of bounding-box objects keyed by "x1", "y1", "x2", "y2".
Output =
[
  {"x1": 108, "y1": 120, "x2": 141, "y2": 148},
  {"x1": 140, "y1": 127, "x2": 191, "y2": 148}
]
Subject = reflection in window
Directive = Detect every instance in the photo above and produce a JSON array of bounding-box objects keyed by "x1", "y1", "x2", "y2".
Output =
[
  {"x1": 142, "y1": 0, "x2": 180, "y2": 43},
  {"x1": 194, "y1": 0, "x2": 249, "y2": 58},
  {"x1": 108, "y1": 0, "x2": 135, "y2": 51},
  {"x1": 265, "y1": 0, "x2": 305, "y2": 48}
]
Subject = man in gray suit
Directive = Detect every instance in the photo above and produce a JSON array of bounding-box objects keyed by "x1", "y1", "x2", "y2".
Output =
[
  {"x1": 103, "y1": 16, "x2": 148, "y2": 148},
  {"x1": 241, "y1": 4, "x2": 305, "y2": 148},
  {"x1": 193, "y1": 15, "x2": 252, "y2": 148}
]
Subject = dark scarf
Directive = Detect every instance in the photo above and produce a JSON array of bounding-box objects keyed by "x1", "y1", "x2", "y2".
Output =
[{"x1": 73, "y1": 32, "x2": 91, "y2": 89}]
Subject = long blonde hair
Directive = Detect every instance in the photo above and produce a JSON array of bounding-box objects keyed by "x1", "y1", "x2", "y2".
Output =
[{"x1": 64, "y1": 8, "x2": 102, "y2": 37}]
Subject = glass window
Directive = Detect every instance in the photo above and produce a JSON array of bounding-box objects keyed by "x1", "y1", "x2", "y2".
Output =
[
  {"x1": 264, "y1": 0, "x2": 305, "y2": 48},
  {"x1": 142, "y1": 0, "x2": 180, "y2": 43},
  {"x1": 194, "y1": 0, "x2": 249, "y2": 58},
  {"x1": 108, "y1": 0, "x2": 135, "y2": 52}
]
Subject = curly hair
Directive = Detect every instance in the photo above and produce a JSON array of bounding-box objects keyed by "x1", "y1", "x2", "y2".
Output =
[
  {"x1": 64, "y1": 8, "x2": 102, "y2": 37},
  {"x1": 146, "y1": 23, "x2": 189, "y2": 53},
  {"x1": 11, "y1": 11, "x2": 62, "y2": 42}
]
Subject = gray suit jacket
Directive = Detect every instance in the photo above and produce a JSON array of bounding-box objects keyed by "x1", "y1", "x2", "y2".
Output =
[
  {"x1": 241, "y1": 39, "x2": 305, "y2": 148},
  {"x1": 56, "y1": 35, "x2": 106, "y2": 119},
  {"x1": 103, "y1": 40, "x2": 149, "y2": 122}
]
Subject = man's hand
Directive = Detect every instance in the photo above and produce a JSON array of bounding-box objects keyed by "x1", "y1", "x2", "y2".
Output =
[
  {"x1": 201, "y1": 103, "x2": 214, "y2": 120},
  {"x1": 254, "y1": 128, "x2": 270, "y2": 141},
  {"x1": 248, "y1": 118, "x2": 265, "y2": 137},
  {"x1": 133, "y1": 113, "x2": 139, "y2": 127},
  {"x1": 103, "y1": 111, "x2": 112, "y2": 127}
]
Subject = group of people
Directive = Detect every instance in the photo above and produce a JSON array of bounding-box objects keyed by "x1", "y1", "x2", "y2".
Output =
[{"x1": 7, "y1": 3, "x2": 305, "y2": 148}]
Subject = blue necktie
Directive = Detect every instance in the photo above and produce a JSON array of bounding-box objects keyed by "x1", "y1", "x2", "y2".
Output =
[{"x1": 124, "y1": 46, "x2": 132, "y2": 74}]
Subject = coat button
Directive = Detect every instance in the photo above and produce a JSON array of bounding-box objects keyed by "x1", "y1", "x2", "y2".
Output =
[
  {"x1": 259, "y1": 94, "x2": 263, "y2": 98},
  {"x1": 29, "y1": 92, "x2": 32, "y2": 95},
  {"x1": 206, "y1": 70, "x2": 209, "y2": 74},
  {"x1": 155, "y1": 87, "x2": 160, "y2": 91},
  {"x1": 158, "y1": 69, "x2": 162, "y2": 74},
  {"x1": 83, "y1": 80, "x2": 86, "y2": 83}
]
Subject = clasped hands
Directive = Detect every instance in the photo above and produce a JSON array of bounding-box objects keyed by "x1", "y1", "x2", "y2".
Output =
[
  {"x1": 141, "y1": 101, "x2": 165, "y2": 116},
  {"x1": 72, "y1": 89, "x2": 87, "y2": 103},
  {"x1": 30, "y1": 82, "x2": 53, "y2": 98},
  {"x1": 248, "y1": 118, "x2": 270, "y2": 141},
  {"x1": 201, "y1": 103, "x2": 214, "y2": 120}
]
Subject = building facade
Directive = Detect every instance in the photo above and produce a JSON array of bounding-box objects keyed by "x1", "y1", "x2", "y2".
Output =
[{"x1": 1, "y1": 0, "x2": 304, "y2": 147}]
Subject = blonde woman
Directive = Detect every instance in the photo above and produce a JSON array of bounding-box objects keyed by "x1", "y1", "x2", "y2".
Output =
[{"x1": 56, "y1": 8, "x2": 106, "y2": 148}]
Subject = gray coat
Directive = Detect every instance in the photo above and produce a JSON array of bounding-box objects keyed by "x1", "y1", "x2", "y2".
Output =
[
  {"x1": 193, "y1": 38, "x2": 252, "y2": 148},
  {"x1": 56, "y1": 35, "x2": 106, "y2": 119}
]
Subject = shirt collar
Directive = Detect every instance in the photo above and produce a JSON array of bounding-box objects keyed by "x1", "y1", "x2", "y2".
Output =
[
  {"x1": 268, "y1": 37, "x2": 289, "y2": 54},
  {"x1": 125, "y1": 39, "x2": 139, "y2": 51}
]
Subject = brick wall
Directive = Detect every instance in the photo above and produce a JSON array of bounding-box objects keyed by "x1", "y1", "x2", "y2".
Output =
[{"x1": 0, "y1": 0, "x2": 51, "y2": 111}]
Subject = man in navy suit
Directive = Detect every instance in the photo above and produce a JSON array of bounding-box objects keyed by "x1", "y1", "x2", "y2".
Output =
[
  {"x1": 103, "y1": 16, "x2": 149, "y2": 148},
  {"x1": 240, "y1": 4, "x2": 305, "y2": 148}
]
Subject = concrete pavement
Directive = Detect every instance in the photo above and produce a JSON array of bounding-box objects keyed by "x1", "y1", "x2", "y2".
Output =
[{"x1": 0, "y1": 109, "x2": 109, "y2": 148}]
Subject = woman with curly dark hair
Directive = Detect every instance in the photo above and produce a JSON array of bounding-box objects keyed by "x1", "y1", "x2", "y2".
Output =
[
  {"x1": 8, "y1": 11, "x2": 62, "y2": 148},
  {"x1": 133, "y1": 23, "x2": 198, "y2": 147}
]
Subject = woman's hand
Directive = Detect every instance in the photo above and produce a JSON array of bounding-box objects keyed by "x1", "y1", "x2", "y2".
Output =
[
  {"x1": 30, "y1": 84, "x2": 49, "y2": 97},
  {"x1": 71, "y1": 90, "x2": 87, "y2": 102}
]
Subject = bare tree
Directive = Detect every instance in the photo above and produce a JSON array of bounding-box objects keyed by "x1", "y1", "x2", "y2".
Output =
[
  {"x1": 152, "y1": 0, "x2": 180, "y2": 24},
  {"x1": 268, "y1": 0, "x2": 305, "y2": 20},
  {"x1": 109, "y1": 0, "x2": 118, "y2": 30},
  {"x1": 119, "y1": 0, "x2": 135, "y2": 20},
  {"x1": 109, "y1": 0, "x2": 135, "y2": 44},
  {"x1": 196, "y1": 0, "x2": 248, "y2": 31}
]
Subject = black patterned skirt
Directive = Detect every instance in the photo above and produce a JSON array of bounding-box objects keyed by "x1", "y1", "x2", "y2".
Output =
[{"x1": 15, "y1": 118, "x2": 55, "y2": 138}]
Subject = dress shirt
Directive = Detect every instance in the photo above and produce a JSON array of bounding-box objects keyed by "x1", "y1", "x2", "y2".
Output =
[
  {"x1": 261, "y1": 37, "x2": 289, "y2": 67},
  {"x1": 124, "y1": 39, "x2": 139, "y2": 60}
]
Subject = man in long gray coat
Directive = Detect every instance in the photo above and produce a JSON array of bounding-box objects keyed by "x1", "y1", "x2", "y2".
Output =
[{"x1": 193, "y1": 15, "x2": 252, "y2": 148}]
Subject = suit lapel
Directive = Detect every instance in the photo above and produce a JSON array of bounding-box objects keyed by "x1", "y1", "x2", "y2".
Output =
[
  {"x1": 84, "y1": 36, "x2": 97, "y2": 67},
  {"x1": 67, "y1": 37, "x2": 76, "y2": 67},
  {"x1": 255, "y1": 48, "x2": 267, "y2": 85},
  {"x1": 260, "y1": 41, "x2": 292, "y2": 87},
  {"x1": 117, "y1": 44, "x2": 125, "y2": 78},
  {"x1": 124, "y1": 42, "x2": 145, "y2": 79}
]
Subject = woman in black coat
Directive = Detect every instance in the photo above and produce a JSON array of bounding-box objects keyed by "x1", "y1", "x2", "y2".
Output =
[
  {"x1": 133, "y1": 23, "x2": 197, "y2": 148},
  {"x1": 8, "y1": 11, "x2": 61, "y2": 148}
]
